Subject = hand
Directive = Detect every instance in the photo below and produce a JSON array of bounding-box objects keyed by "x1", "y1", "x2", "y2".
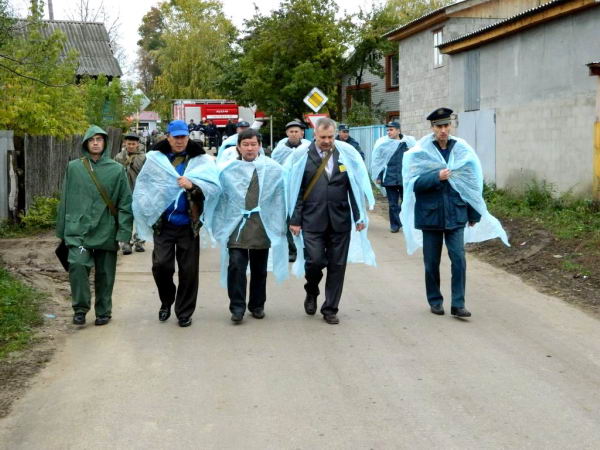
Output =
[
  {"x1": 289, "y1": 225, "x2": 302, "y2": 236},
  {"x1": 177, "y1": 176, "x2": 193, "y2": 190},
  {"x1": 438, "y1": 169, "x2": 451, "y2": 181},
  {"x1": 468, "y1": 221, "x2": 477, "y2": 227},
  {"x1": 375, "y1": 179, "x2": 381, "y2": 185},
  {"x1": 356, "y1": 222, "x2": 366, "y2": 232}
]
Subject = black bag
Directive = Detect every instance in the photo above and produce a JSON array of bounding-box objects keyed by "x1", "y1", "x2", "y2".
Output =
[{"x1": 55, "y1": 239, "x2": 69, "y2": 272}]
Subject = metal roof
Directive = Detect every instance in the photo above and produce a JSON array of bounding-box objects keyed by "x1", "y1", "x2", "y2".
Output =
[
  {"x1": 41, "y1": 20, "x2": 122, "y2": 77},
  {"x1": 439, "y1": 0, "x2": 569, "y2": 48}
]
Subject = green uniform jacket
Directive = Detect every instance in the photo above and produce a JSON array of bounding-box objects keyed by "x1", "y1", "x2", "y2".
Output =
[{"x1": 56, "y1": 125, "x2": 133, "y2": 251}]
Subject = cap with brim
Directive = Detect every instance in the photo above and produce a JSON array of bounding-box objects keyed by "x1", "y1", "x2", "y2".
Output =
[
  {"x1": 285, "y1": 120, "x2": 305, "y2": 130},
  {"x1": 386, "y1": 121, "x2": 400, "y2": 129},
  {"x1": 237, "y1": 121, "x2": 250, "y2": 128},
  {"x1": 338, "y1": 124, "x2": 349, "y2": 131},
  {"x1": 168, "y1": 120, "x2": 189, "y2": 137},
  {"x1": 123, "y1": 133, "x2": 140, "y2": 141},
  {"x1": 427, "y1": 107, "x2": 453, "y2": 125}
]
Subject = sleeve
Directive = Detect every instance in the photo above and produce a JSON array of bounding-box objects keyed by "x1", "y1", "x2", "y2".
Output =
[
  {"x1": 289, "y1": 185, "x2": 304, "y2": 226},
  {"x1": 132, "y1": 154, "x2": 146, "y2": 175},
  {"x1": 349, "y1": 185, "x2": 360, "y2": 223},
  {"x1": 55, "y1": 165, "x2": 69, "y2": 239},
  {"x1": 467, "y1": 203, "x2": 482, "y2": 223},
  {"x1": 115, "y1": 169, "x2": 134, "y2": 243},
  {"x1": 414, "y1": 170, "x2": 441, "y2": 193}
]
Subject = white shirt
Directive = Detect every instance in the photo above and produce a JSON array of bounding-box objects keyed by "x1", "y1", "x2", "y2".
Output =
[{"x1": 316, "y1": 146, "x2": 334, "y2": 178}]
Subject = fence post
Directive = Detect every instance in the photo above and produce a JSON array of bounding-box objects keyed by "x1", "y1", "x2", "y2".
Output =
[{"x1": 0, "y1": 130, "x2": 13, "y2": 220}]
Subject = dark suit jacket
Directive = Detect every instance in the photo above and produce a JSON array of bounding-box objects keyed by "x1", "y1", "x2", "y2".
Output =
[{"x1": 290, "y1": 143, "x2": 360, "y2": 233}]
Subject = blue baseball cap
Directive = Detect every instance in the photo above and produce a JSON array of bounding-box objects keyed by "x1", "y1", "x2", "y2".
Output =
[
  {"x1": 236, "y1": 121, "x2": 250, "y2": 128},
  {"x1": 386, "y1": 121, "x2": 401, "y2": 129},
  {"x1": 338, "y1": 124, "x2": 349, "y2": 132},
  {"x1": 167, "y1": 120, "x2": 189, "y2": 137}
]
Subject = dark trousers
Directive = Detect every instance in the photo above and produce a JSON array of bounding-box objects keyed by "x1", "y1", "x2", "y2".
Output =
[
  {"x1": 152, "y1": 224, "x2": 200, "y2": 320},
  {"x1": 68, "y1": 247, "x2": 117, "y2": 317},
  {"x1": 422, "y1": 228, "x2": 466, "y2": 308},
  {"x1": 303, "y1": 227, "x2": 351, "y2": 315},
  {"x1": 385, "y1": 185, "x2": 403, "y2": 231},
  {"x1": 227, "y1": 248, "x2": 269, "y2": 315}
]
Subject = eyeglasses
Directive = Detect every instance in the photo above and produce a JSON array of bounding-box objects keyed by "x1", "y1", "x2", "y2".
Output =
[{"x1": 89, "y1": 137, "x2": 104, "y2": 143}]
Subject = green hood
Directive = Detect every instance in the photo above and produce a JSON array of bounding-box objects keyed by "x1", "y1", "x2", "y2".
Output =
[{"x1": 82, "y1": 124, "x2": 110, "y2": 159}]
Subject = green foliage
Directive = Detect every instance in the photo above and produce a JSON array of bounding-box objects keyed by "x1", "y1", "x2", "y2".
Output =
[
  {"x1": 143, "y1": 0, "x2": 237, "y2": 118},
  {"x1": 19, "y1": 196, "x2": 60, "y2": 229},
  {"x1": 345, "y1": 101, "x2": 385, "y2": 126},
  {"x1": 0, "y1": 7, "x2": 87, "y2": 137},
  {"x1": 137, "y1": 6, "x2": 166, "y2": 97},
  {"x1": 220, "y1": 0, "x2": 349, "y2": 128},
  {"x1": 0, "y1": 266, "x2": 44, "y2": 359},
  {"x1": 484, "y1": 182, "x2": 600, "y2": 242}
]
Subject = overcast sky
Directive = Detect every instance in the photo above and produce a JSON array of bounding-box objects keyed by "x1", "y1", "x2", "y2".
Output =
[{"x1": 9, "y1": 0, "x2": 381, "y2": 79}]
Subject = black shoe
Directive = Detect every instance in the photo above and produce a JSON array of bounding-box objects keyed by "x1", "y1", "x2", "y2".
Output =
[
  {"x1": 134, "y1": 243, "x2": 145, "y2": 253},
  {"x1": 250, "y1": 308, "x2": 265, "y2": 319},
  {"x1": 390, "y1": 228, "x2": 400, "y2": 233},
  {"x1": 323, "y1": 313, "x2": 339, "y2": 325},
  {"x1": 231, "y1": 313, "x2": 244, "y2": 324},
  {"x1": 451, "y1": 307, "x2": 471, "y2": 318},
  {"x1": 304, "y1": 294, "x2": 317, "y2": 315},
  {"x1": 430, "y1": 304, "x2": 445, "y2": 315},
  {"x1": 289, "y1": 253, "x2": 297, "y2": 263},
  {"x1": 158, "y1": 308, "x2": 171, "y2": 322},
  {"x1": 178, "y1": 317, "x2": 192, "y2": 327},
  {"x1": 73, "y1": 312, "x2": 86, "y2": 325},
  {"x1": 122, "y1": 243, "x2": 132, "y2": 255},
  {"x1": 94, "y1": 316, "x2": 111, "y2": 326}
]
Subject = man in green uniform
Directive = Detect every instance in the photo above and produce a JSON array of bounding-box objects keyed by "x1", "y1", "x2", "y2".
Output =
[
  {"x1": 115, "y1": 133, "x2": 146, "y2": 254},
  {"x1": 56, "y1": 125, "x2": 133, "y2": 326}
]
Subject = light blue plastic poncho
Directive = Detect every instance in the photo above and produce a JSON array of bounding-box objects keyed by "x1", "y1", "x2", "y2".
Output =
[
  {"x1": 216, "y1": 138, "x2": 265, "y2": 165},
  {"x1": 271, "y1": 138, "x2": 312, "y2": 165},
  {"x1": 285, "y1": 140, "x2": 376, "y2": 277},
  {"x1": 370, "y1": 135, "x2": 417, "y2": 193},
  {"x1": 218, "y1": 133, "x2": 238, "y2": 154},
  {"x1": 400, "y1": 133, "x2": 509, "y2": 255},
  {"x1": 212, "y1": 155, "x2": 288, "y2": 287},
  {"x1": 132, "y1": 151, "x2": 221, "y2": 243}
]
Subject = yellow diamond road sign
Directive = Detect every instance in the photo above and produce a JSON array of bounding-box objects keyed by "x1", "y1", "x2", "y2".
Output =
[{"x1": 304, "y1": 87, "x2": 328, "y2": 113}]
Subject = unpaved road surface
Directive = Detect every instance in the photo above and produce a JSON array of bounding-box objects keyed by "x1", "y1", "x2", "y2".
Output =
[{"x1": 1, "y1": 214, "x2": 599, "y2": 449}]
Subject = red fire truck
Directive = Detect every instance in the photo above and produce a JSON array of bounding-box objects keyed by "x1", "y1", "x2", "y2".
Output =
[{"x1": 172, "y1": 99, "x2": 266, "y2": 128}]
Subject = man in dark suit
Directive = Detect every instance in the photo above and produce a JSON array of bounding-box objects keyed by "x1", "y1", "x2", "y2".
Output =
[
  {"x1": 289, "y1": 118, "x2": 366, "y2": 324},
  {"x1": 414, "y1": 108, "x2": 481, "y2": 318}
]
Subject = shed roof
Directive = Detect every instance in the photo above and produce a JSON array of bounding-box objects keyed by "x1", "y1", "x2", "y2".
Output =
[
  {"x1": 439, "y1": 0, "x2": 600, "y2": 54},
  {"x1": 41, "y1": 20, "x2": 122, "y2": 78}
]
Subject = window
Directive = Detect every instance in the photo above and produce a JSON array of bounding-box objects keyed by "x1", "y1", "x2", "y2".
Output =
[
  {"x1": 385, "y1": 53, "x2": 399, "y2": 91},
  {"x1": 433, "y1": 29, "x2": 444, "y2": 67},
  {"x1": 386, "y1": 111, "x2": 400, "y2": 123},
  {"x1": 345, "y1": 83, "x2": 372, "y2": 110}
]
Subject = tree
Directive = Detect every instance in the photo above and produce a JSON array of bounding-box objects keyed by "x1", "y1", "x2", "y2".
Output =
[
  {"x1": 136, "y1": 6, "x2": 165, "y2": 97},
  {"x1": 142, "y1": 0, "x2": 237, "y2": 118},
  {"x1": 221, "y1": 0, "x2": 350, "y2": 132},
  {"x1": 0, "y1": 1, "x2": 87, "y2": 136}
]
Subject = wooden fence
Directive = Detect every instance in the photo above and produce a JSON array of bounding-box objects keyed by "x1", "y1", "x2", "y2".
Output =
[{"x1": 15, "y1": 128, "x2": 122, "y2": 211}]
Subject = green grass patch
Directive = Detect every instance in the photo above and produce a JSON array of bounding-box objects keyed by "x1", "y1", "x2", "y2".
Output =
[
  {"x1": 0, "y1": 195, "x2": 59, "y2": 239},
  {"x1": 0, "y1": 267, "x2": 45, "y2": 359},
  {"x1": 484, "y1": 181, "x2": 600, "y2": 243}
]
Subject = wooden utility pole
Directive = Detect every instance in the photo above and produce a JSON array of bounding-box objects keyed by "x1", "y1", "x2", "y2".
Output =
[{"x1": 48, "y1": 0, "x2": 54, "y2": 19}]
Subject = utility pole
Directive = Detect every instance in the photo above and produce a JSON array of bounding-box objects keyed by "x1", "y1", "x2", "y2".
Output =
[{"x1": 48, "y1": 0, "x2": 54, "y2": 19}]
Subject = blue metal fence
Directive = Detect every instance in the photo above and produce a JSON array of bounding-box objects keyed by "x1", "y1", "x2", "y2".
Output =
[{"x1": 305, "y1": 124, "x2": 386, "y2": 171}]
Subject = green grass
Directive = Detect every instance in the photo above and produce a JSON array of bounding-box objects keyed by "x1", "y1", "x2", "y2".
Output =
[
  {"x1": 0, "y1": 195, "x2": 59, "y2": 239},
  {"x1": 484, "y1": 181, "x2": 600, "y2": 244},
  {"x1": 0, "y1": 267, "x2": 45, "y2": 359}
]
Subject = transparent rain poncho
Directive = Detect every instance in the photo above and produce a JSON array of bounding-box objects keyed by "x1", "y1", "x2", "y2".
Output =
[
  {"x1": 400, "y1": 133, "x2": 509, "y2": 254},
  {"x1": 370, "y1": 134, "x2": 417, "y2": 194},
  {"x1": 132, "y1": 151, "x2": 221, "y2": 243},
  {"x1": 216, "y1": 140, "x2": 265, "y2": 165},
  {"x1": 284, "y1": 140, "x2": 377, "y2": 277},
  {"x1": 271, "y1": 138, "x2": 312, "y2": 165},
  {"x1": 211, "y1": 155, "x2": 288, "y2": 286}
]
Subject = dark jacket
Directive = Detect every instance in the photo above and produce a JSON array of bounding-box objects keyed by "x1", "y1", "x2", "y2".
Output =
[
  {"x1": 413, "y1": 142, "x2": 481, "y2": 231},
  {"x1": 336, "y1": 135, "x2": 365, "y2": 160},
  {"x1": 290, "y1": 143, "x2": 359, "y2": 233},
  {"x1": 151, "y1": 139, "x2": 206, "y2": 236},
  {"x1": 379, "y1": 139, "x2": 409, "y2": 187}
]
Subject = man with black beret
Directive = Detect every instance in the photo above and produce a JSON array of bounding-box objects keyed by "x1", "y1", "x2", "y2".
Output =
[{"x1": 336, "y1": 124, "x2": 365, "y2": 159}]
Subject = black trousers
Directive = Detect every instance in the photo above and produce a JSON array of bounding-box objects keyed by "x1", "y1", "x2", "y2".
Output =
[
  {"x1": 152, "y1": 224, "x2": 200, "y2": 320},
  {"x1": 303, "y1": 227, "x2": 351, "y2": 315},
  {"x1": 227, "y1": 248, "x2": 269, "y2": 315}
]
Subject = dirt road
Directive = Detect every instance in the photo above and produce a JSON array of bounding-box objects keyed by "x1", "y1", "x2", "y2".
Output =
[{"x1": 1, "y1": 214, "x2": 599, "y2": 449}]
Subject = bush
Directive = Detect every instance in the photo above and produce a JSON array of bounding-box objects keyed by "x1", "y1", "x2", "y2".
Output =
[{"x1": 20, "y1": 195, "x2": 60, "y2": 229}]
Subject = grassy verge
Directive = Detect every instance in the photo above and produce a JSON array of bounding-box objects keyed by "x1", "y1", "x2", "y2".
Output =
[
  {"x1": 484, "y1": 181, "x2": 600, "y2": 245},
  {"x1": 0, "y1": 267, "x2": 45, "y2": 359},
  {"x1": 0, "y1": 195, "x2": 59, "y2": 239}
]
